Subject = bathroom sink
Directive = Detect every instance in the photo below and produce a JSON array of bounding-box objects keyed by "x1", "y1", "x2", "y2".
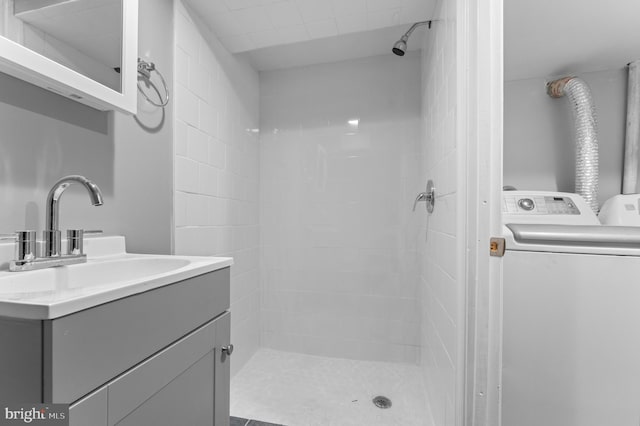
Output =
[
  {"x1": 0, "y1": 236, "x2": 232, "y2": 320},
  {"x1": 0, "y1": 257, "x2": 191, "y2": 294}
]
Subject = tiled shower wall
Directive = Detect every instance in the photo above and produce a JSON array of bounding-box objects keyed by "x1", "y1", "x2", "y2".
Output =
[
  {"x1": 173, "y1": 0, "x2": 260, "y2": 376},
  {"x1": 418, "y1": 0, "x2": 462, "y2": 425},
  {"x1": 259, "y1": 55, "x2": 421, "y2": 363}
]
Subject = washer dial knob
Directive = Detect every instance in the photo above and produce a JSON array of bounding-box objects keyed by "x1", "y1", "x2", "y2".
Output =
[{"x1": 518, "y1": 198, "x2": 535, "y2": 211}]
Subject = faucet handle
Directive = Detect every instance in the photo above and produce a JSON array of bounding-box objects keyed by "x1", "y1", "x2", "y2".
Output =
[
  {"x1": 65, "y1": 229, "x2": 103, "y2": 255},
  {"x1": 66, "y1": 229, "x2": 84, "y2": 255},
  {"x1": 15, "y1": 231, "x2": 37, "y2": 262},
  {"x1": 0, "y1": 231, "x2": 37, "y2": 263}
]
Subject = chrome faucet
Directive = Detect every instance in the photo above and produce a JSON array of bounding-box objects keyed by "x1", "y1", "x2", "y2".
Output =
[
  {"x1": 3, "y1": 175, "x2": 104, "y2": 272},
  {"x1": 44, "y1": 175, "x2": 103, "y2": 257}
]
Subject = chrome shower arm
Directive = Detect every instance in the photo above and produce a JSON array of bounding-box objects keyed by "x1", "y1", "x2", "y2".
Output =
[{"x1": 403, "y1": 21, "x2": 430, "y2": 39}]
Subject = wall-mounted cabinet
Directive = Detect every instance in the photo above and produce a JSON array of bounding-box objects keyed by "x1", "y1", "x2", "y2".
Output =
[{"x1": 0, "y1": 0, "x2": 138, "y2": 113}]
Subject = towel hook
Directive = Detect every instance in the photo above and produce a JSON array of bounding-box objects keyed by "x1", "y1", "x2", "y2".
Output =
[{"x1": 137, "y1": 58, "x2": 170, "y2": 107}]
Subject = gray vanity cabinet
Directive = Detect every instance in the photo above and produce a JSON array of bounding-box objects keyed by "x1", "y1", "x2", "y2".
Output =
[
  {"x1": 69, "y1": 312, "x2": 230, "y2": 426},
  {"x1": 0, "y1": 267, "x2": 231, "y2": 426}
]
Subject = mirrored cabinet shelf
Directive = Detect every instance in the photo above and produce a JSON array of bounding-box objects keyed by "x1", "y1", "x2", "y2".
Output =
[{"x1": 0, "y1": 0, "x2": 138, "y2": 114}]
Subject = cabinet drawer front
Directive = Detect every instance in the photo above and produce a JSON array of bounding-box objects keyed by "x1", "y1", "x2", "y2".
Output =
[
  {"x1": 44, "y1": 267, "x2": 230, "y2": 403},
  {"x1": 108, "y1": 316, "x2": 218, "y2": 425}
]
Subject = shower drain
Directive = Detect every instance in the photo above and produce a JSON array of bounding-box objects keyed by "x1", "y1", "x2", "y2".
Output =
[{"x1": 372, "y1": 396, "x2": 392, "y2": 409}]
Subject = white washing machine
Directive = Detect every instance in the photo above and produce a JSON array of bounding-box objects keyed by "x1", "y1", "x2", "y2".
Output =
[{"x1": 502, "y1": 191, "x2": 640, "y2": 426}]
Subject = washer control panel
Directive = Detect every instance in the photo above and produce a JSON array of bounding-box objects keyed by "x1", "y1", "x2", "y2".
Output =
[
  {"x1": 505, "y1": 195, "x2": 580, "y2": 215},
  {"x1": 503, "y1": 191, "x2": 600, "y2": 225}
]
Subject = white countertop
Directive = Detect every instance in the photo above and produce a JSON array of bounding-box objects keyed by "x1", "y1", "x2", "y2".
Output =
[{"x1": 0, "y1": 236, "x2": 232, "y2": 320}]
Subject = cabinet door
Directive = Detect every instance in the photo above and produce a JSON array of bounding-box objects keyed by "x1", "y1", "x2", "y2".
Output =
[
  {"x1": 107, "y1": 315, "x2": 219, "y2": 426},
  {"x1": 69, "y1": 387, "x2": 107, "y2": 426},
  {"x1": 214, "y1": 312, "x2": 231, "y2": 426},
  {"x1": 114, "y1": 351, "x2": 214, "y2": 426}
]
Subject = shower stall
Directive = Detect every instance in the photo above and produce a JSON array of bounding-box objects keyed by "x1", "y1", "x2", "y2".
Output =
[
  {"x1": 241, "y1": 18, "x2": 462, "y2": 426},
  {"x1": 232, "y1": 49, "x2": 428, "y2": 423},
  {"x1": 173, "y1": 0, "x2": 502, "y2": 424}
]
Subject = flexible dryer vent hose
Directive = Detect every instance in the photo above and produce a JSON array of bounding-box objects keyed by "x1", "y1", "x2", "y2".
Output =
[{"x1": 547, "y1": 76, "x2": 600, "y2": 212}]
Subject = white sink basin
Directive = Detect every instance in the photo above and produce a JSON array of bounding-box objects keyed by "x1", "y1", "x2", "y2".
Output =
[
  {"x1": 0, "y1": 236, "x2": 233, "y2": 319},
  {"x1": 0, "y1": 257, "x2": 191, "y2": 294}
]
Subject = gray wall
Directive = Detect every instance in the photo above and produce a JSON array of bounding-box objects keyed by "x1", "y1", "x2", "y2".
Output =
[
  {"x1": 112, "y1": 0, "x2": 174, "y2": 254},
  {"x1": 504, "y1": 68, "x2": 627, "y2": 206},
  {"x1": 0, "y1": 0, "x2": 173, "y2": 254}
]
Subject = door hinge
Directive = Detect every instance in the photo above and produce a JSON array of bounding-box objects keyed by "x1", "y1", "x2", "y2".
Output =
[{"x1": 489, "y1": 237, "x2": 505, "y2": 257}]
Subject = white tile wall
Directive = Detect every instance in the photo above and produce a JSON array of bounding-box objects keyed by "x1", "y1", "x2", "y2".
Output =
[
  {"x1": 418, "y1": 0, "x2": 461, "y2": 425},
  {"x1": 260, "y1": 54, "x2": 422, "y2": 364},
  {"x1": 173, "y1": 0, "x2": 260, "y2": 377}
]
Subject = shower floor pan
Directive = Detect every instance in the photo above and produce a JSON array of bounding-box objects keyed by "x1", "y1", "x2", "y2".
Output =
[{"x1": 230, "y1": 348, "x2": 433, "y2": 426}]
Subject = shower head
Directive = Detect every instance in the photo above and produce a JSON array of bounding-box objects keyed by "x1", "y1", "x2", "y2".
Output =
[
  {"x1": 392, "y1": 21, "x2": 431, "y2": 57},
  {"x1": 392, "y1": 37, "x2": 408, "y2": 56}
]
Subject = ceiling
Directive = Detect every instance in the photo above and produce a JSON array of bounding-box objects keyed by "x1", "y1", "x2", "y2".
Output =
[
  {"x1": 185, "y1": 0, "x2": 435, "y2": 70},
  {"x1": 505, "y1": 0, "x2": 640, "y2": 81},
  {"x1": 240, "y1": 23, "x2": 426, "y2": 71}
]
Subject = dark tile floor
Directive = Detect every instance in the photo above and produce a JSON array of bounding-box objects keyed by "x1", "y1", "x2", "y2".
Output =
[{"x1": 231, "y1": 416, "x2": 285, "y2": 426}]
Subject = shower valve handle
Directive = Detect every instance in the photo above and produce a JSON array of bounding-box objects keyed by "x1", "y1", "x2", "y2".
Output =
[
  {"x1": 413, "y1": 192, "x2": 429, "y2": 210},
  {"x1": 413, "y1": 180, "x2": 436, "y2": 213}
]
